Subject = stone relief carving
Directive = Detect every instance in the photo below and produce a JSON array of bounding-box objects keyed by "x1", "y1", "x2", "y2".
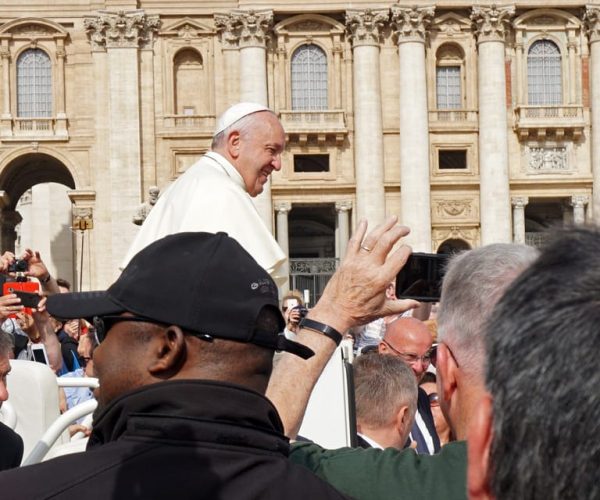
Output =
[
  {"x1": 346, "y1": 9, "x2": 389, "y2": 46},
  {"x1": 471, "y1": 5, "x2": 515, "y2": 42},
  {"x1": 132, "y1": 186, "x2": 160, "y2": 226},
  {"x1": 527, "y1": 147, "x2": 568, "y2": 172},
  {"x1": 84, "y1": 10, "x2": 161, "y2": 51},
  {"x1": 289, "y1": 21, "x2": 329, "y2": 32},
  {"x1": 435, "y1": 200, "x2": 473, "y2": 218},
  {"x1": 391, "y1": 6, "x2": 435, "y2": 43},
  {"x1": 584, "y1": 6, "x2": 600, "y2": 43},
  {"x1": 528, "y1": 16, "x2": 561, "y2": 26},
  {"x1": 11, "y1": 24, "x2": 56, "y2": 36},
  {"x1": 432, "y1": 226, "x2": 478, "y2": 248},
  {"x1": 214, "y1": 14, "x2": 240, "y2": 49}
]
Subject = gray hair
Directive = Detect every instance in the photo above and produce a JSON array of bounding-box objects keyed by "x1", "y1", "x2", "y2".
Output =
[
  {"x1": 354, "y1": 353, "x2": 418, "y2": 428},
  {"x1": 486, "y1": 227, "x2": 600, "y2": 499},
  {"x1": 437, "y1": 243, "x2": 538, "y2": 379},
  {"x1": 0, "y1": 329, "x2": 14, "y2": 358},
  {"x1": 211, "y1": 110, "x2": 277, "y2": 150}
]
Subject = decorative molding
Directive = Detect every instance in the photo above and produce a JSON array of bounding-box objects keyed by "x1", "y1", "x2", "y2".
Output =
[
  {"x1": 432, "y1": 226, "x2": 478, "y2": 248},
  {"x1": 274, "y1": 201, "x2": 292, "y2": 213},
  {"x1": 288, "y1": 20, "x2": 329, "y2": 32},
  {"x1": 335, "y1": 200, "x2": 353, "y2": 212},
  {"x1": 435, "y1": 199, "x2": 474, "y2": 218},
  {"x1": 584, "y1": 6, "x2": 600, "y2": 44},
  {"x1": 527, "y1": 147, "x2": 569, "y2": 172},
  {"x1": 511, "y1": 196, "x2": 529, "y2": 208},
  {"x1": 345, "y1": 9, "x2": 389, "y2": 47},
  {"x1": 215, "y1": 10, "x2": 273, "y2": 49},
  {"x1": 391, "y1": 6, "x2": 435, "y2": 44},
  {"x1": 84, "y1": 10, "x2": 161, "y2": 51},
  {"x1": 160, "y1": 18, "x2": 213, "y2": 39},
  {"x1": 471, "y1": 5, "x2": 515, "y2": 43},
  {"x1": 571, "y1": 194, "x2": 589, "y2": 208}
]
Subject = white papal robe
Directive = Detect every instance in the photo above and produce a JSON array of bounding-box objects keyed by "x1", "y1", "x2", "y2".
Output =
[{"x1": 122, "y1": 152, "x2": 286, "y2": 284}]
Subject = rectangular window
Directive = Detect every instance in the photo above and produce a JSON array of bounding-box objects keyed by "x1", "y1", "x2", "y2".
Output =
[
  {"x1": 436, "y1": 66, "x2": 461, "y2": 109},
  {"x1": 293, "y1": 154, "x2": 330, "y2": 173},
  {"x1": 439, "y1": 150, "x2": 467, "y2": 170}
]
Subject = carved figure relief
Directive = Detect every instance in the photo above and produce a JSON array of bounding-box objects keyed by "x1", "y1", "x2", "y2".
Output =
[
  {"x1": 528, "y1": 147, "x2": 568, "y2": 172},
  {"x1": 84, "y1": 11, "x2": 161, "y2": 51},
  {"x1": 432, "y1": 197, "x2": 478, "y2": 223}
]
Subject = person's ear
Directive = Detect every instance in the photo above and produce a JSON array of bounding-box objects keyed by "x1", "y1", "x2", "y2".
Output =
[
  {"x1": 468, "y1": 392, "x2": 494, "y2": 500},
  {"x1": 378, "y1": 342, "x2": 387, "y2": 354},
  {"x1": 147, "y1": 326, "x2": 186, "y2": 378},
  {"x1": 226, "y1": 130, "x2": 241, "y2": 159},
  {"x1": 436, "y1": 342, "x2": 458, "y2": 406},
  {"x1": 394, "y1": 404, "x2": 413, "y2": 445}
]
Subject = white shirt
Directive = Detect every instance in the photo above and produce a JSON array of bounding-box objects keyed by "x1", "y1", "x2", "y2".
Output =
[
  {"x1": 122, "y1": 152, "x2": 286, "y2": 284},
  {"x1": 357, "y1": 432, "x2": 384, "y2": 450}
]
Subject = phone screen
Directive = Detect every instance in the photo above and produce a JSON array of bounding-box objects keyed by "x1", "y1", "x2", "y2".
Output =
[
  {"x1": 30, "y1": 345, "x2": 49, "y2": 365},
  {"x1": 395, "y1": 253, "x2": 449, "y2": 302}
]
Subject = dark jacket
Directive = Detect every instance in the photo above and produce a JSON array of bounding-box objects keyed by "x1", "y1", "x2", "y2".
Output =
[
  {"x1": 0, "y1": 422, "x2": 23, "y2": 471},
  {"x1": 0, "y1": 380, "x2": 349, "y2": 499},
  {"x1": 57, "y1": 330, "x2": 81, "y2": 373}
]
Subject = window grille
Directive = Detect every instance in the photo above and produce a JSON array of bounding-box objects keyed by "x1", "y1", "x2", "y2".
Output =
[
  {"x1": 17, "y1": 49, "x2": 52, "y2": 118},
  {"x1": 436, "y1": 66, "x2": 461, "y2": 109},
  {"x1": 527, "y1": 40, "x2": 562, "y2": 105},
  {"x1": 291, "y1": 45, "x2": 328, "y2": 110}
]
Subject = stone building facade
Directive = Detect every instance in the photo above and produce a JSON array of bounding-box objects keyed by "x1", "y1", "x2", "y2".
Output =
[{"x1": 0, "y1": 1, "x2": 597, "y2": 291}]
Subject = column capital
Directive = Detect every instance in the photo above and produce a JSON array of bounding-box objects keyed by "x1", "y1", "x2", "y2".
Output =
[
  {"x1": 571, "y1": 194, "x2": 590, "y2": 208},
  {"x1": 335, "y1": 200, "x2": 353, "y2": 212},
  {"x1": 215, "y1": 10, "x2": 273, "y2": 50},
  {"x1": 391, "y1": 6, "x2": 435, "y2": 44},
  {"x1": 584, "y1": 6, "x2": 600, "y2": 44},
  {"x1": 345, "y1": 9, "x2": 389, "y2": 48},
  {"x1": 471, "y1": 5, "x2": 515, "y2": 44},
  {"x1": 84, "y1": 10, "x2": 161, "y2": 52},
  {"x1": 511, "y1": 196, "x2": 529, "y2": 208},
  {"x1": 0, "y1": 48, "x2": 10, "y2": 61},
  {"x1": 274, "y1": 201, "x2": 292, "y2": 213}
]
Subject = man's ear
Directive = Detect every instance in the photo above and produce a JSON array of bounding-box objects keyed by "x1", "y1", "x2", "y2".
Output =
[
  {"x1": 436, "y1": 342, "x2": 458, "y2": 405},
  {"x1": 377, "y1": 342, "x2": 387, "y2": 354},
  {"x1": 468, "y1": 393, "x2": 494, "y2": 500},
  {"x1": 394, "y1": 404, "x2": 413, "y2": 445},
  {"x1": 226, "y1": 130, "x2": 241, "y2": 160},
  {"x1": 147, "y1": 326, "x2": 186, "y2": 378}
]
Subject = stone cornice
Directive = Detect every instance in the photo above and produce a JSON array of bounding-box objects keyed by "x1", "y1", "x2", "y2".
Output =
[
  {"x1": 345, "y1": 9, "x2": 389, "y2": 48},
  {"x1": 215, "y1": 10, "x2": 273, "y2": 49},
  {"x1": 84, "y1": 10, "x2": 160, "y2": 51},
  {"x1": 471, "y1": 5, "x2": 515, "y2": 44},
  {"x1": 391, "y1": 6, "x2": 435, "y2": 44},
  {"x1": 584, "y1": 6, "x2": 600, "y2": 44}
]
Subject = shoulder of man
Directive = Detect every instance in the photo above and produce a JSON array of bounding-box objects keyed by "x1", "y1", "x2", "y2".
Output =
[
  {"x1": 289, "y1": 440, "x2": 467, "y2": 500},
  {"x1": 0, "y1": 422, "x2": 23, "y2": 471}
]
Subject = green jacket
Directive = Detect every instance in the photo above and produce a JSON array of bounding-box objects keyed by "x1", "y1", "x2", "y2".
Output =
[{"x1": 289, "y1": 440, "x2": 467, "y2": 500}]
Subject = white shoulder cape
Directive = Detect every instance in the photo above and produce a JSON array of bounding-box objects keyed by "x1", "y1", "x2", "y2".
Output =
[{"x1": 121, "y1": 152, "x2": 287, "y2": 284}]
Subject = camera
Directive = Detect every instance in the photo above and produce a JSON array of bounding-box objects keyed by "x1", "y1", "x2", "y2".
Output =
[
  {"x1": 8, "y1": 259, "x2": 27, "y2": 273},
  {"x1": 291, "y1": 305, "x2": 308, "y2": 320}
]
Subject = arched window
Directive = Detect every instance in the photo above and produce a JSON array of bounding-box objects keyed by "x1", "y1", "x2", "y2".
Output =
[
  {"x1": 291, "y1": 44, "x2": 328, "y2": 110},
  {"x1": 173, "y1": 49, "x2": 205, "y2": 115},
  {"x1": 17, "y1": 49, "x2": 52, "y2": 117},
  {"x1": 435, "y1": 44, "x2": 464, "y2": 109},
  {"x1": 527, "y1": 40, "x2": 562, "y2": 105}
]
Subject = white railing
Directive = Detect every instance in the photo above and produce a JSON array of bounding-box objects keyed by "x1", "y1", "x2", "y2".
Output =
[
  {"x1": 515, "y1": 105, "x2": 584, "y2": 121},
  {"x1": 162, "y1": 114, "x2": 215, "y2": 129},
  {"x1": 13, "y1": 117, "x2": 56, "y2": 134},
  {"x1": 428, "y1": 109, "x2": 478, "y2": 123},
  {"x1": 279, "y1": 110, "x2": 346, "y2": 131}
]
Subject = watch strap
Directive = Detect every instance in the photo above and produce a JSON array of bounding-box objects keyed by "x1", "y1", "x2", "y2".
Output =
[{"x1": 298, "y1": 318, "x2": 343, "y2": 346}]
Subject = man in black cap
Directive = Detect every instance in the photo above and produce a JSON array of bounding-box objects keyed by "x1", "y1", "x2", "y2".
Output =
[{"x1": 0, "y1": 217, "x2": 416, "y2": 499}]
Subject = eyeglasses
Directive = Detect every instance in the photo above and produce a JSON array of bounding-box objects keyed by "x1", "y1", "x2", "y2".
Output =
[
  {"x1": 93, "y1": 315, "x2": 167, "y2": 343},
  {"x1": 382, "y1": 340, "x2": 432, "y2": 366},
  {"x1": 428, "y1": 392, "x2": 440, "y2": 407}
]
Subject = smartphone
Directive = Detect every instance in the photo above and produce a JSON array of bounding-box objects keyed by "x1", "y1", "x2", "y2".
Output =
[
  {"x1": 3, "y1": 281, "x2": 41, "y2": 315},
  {"x1": 28, "y1": 343, "x2": 49, "y2": 365},
  {"x1": 395, "y1": 253, "x2": 449, "y2": 302}
]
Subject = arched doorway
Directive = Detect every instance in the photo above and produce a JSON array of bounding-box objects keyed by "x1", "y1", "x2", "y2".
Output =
[
  {"x1": 0, "y1": 152, "x2": 76, "y2": 285},
  {"x1": 437, "y1": 238, "x2": 471, "y2": 254}
]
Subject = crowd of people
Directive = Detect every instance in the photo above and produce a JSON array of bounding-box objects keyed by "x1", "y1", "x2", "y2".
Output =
[{"x1": 0, "y1": 102, "x2": 597, "y2": 500}]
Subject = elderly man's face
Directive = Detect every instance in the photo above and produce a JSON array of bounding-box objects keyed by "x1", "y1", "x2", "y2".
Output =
[
  {"x1": 0, "y1": 353, "x2": 10, "y2": 408},
  {"x1": 237, "y1": 112, "x2": 285, "y2": 197}
]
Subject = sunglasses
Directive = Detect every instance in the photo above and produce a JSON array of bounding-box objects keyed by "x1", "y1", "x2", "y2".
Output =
[{"x1": 92, "y1": 315, "x2": 167, "y2": 344}]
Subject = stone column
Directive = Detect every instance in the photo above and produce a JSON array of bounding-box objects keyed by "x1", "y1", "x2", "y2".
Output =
[
  {"x1": 55, "y1": 39, "x2": 68, "y2": 137},
  {"x1": 217, "y1": 10, "x2": 274, "y2": 231},
  {"x1": 68, "y1": 190, "x2": 96, "y2": 291},
  {"x1": 335, "y1": 200, "x2": 352, "y2": 259},
  {"x1": 391, "y1": 6, "x2": 435, "y2": 251},
  {"x1": 567, "y1": 34, "x2": 578, "y2": 104},
  {"x1": 346, "y1": 9, "x2": 388, "y2": 227},
  {"x1": 571, "y1": 195, "x2": 589, "y2": 225},
  {"x1": 584, "y1": 7, "x2": 600, "y2": 219},
  {"x1": 0, "y1": 43, "x2": 12, "y2": 136},
  {"x1": 214, "y1": 13, "x2": 242, "y2": 108},
  {"x1": 274, "y1": 201, "x2": 292, "y2": 294},
  {"x1": 85, "y1": 11, "x2": 160, "y2": 281},
  {"x1": 471, "y1": 5, "x2": 515, "y2": 244},
  {"x1": 511, "y1": 196, "x2": 528, "y2": 244}
]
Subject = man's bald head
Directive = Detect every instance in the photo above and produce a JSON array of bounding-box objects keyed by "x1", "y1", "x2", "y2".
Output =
[{"x1": 379, "y1": 317, "x2": 433, "y2": 381}]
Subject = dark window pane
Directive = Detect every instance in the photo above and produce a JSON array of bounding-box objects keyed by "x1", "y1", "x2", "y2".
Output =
[
  {"x1": 439, "y1": 150, "x2": 467, "y2": 170},
  {"x1": 294, "y1": 154, "x2": 330, "y2": 173}
]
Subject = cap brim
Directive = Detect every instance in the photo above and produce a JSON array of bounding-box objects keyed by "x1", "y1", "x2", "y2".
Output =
[{"x1": 47, "y1": 291, "x2": 125, "y2": 321}]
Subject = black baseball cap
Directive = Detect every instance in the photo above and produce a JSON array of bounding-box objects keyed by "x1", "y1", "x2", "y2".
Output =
[{"x1": 47, "y1": 232, "x2": 314, "y2": 359}]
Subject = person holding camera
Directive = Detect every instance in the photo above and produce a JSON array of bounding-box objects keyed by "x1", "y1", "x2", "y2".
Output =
[{"x1": 281, "y1": 292, "x2": 308, "y2": 340}]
